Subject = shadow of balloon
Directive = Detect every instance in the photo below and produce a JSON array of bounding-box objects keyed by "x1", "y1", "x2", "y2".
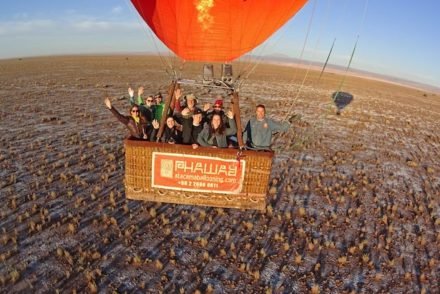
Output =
[{"x1": 332, "y1": 92, "x2": 353, "y2": 115}]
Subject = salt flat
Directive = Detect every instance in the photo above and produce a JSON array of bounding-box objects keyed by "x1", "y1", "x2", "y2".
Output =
[{"x1": 0, "y1": 55, "x2": 439, "y2": 293}]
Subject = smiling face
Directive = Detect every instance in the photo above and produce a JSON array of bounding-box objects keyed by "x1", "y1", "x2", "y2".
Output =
[
  {"x1": 211, "y1": 114, "x2": 221, "y2": 130},
  {"x1": 187, "y1": 98, "x2": 195, "y2": 109},
  {"x1": 145, "y1": 96, "x2": 154, "y2": 106},
  {"x1": 256, "y1": 106, "x2": 266, "y2": 120},
  {"x1": 155, "y1": 94, "x2": 162, "y2": 104},
  {"x1": 166, "y1": 117, "x2": 175, "y2": 128},
  {"x1": 213, "y1": 104, "x2": 222, "y2": 113},
  {"x1": 192, "y1": 113, "x2": 202, "y2": 125},
  {"x1": 130, "y1": 107, "x2": 140, "y2": 117}
]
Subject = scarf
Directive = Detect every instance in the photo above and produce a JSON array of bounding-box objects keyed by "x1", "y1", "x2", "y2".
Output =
[{"x1": 131, "y1": 115, "x2": 140, "y2": 124}]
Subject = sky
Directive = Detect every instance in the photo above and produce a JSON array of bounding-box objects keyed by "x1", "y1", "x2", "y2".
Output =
[{"x1": 0, "y1": 0, "x2": 439, "y2": 88}]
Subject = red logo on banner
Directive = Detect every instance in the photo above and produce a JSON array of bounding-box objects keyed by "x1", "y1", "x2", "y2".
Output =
[{"x1": 151, "y1": 152, "x2": 246, "y2": 194}]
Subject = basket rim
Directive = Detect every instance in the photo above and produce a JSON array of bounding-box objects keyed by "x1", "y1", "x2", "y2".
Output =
[{"x1": 124, "y1": 139, "x2": 274, "y2": 159}]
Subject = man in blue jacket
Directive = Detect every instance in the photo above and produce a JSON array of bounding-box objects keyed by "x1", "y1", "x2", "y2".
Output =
[{"x1": 243, "y1": 104, "x2": 290, "y2": 150}]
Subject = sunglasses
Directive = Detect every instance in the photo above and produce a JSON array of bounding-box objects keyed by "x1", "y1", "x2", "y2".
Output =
[
  {"x1": 146, "y1": 99, "x2": 153, "y2": 102},
  {"x1": 131, "y1": 109, "x2": 139, "y2": 113}
]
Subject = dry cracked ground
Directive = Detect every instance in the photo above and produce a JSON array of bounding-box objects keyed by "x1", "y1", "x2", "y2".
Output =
[{"x1": 0, "y1": 56, "x2": 439, "y2": 293}]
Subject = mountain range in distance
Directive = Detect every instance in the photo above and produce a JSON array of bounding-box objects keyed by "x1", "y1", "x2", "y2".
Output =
[{"x1": 257, "y1": 53, "x2": 440, "y2": 95}]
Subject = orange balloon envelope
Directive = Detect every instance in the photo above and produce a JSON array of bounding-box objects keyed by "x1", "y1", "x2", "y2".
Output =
[{"x1": 131, "y1": 0, "x2": 308, "y2": 62}]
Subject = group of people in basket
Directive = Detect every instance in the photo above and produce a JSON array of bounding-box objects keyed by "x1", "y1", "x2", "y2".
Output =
[{"x1": 104, "y1": 87, "x2": 290, "y2": 150}]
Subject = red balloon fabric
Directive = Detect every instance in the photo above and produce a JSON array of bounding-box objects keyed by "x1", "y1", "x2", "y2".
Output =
[{"x1": 131, "y1": 0, "x2": 308, "y2": 62}]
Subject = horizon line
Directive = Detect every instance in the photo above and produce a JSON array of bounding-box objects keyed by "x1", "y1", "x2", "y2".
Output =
[{"x1": 1, "y1": 51, "x2": 439, "y2": 94}]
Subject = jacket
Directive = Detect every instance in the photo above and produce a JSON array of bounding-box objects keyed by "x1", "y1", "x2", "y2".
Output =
[
  {"x1": 154, "y1": 102, "x2": 165, "y2": 122},
  {"x1": 197, "y1": 118, "x2": 236, "y2": 148},
  {"x1": 243, "y1": 117, "x2": 289, "y2": 149},
  {"x1": 109, "y1": 106, "x2": 147, "y2": 139},
  {"x1": 161, "y1": 127, "x2": 183, "y2": 144}
]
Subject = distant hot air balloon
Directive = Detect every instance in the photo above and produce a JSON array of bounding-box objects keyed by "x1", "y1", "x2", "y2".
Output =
[
  {"x1": 332, "y1": 91, "x2": 353, "y2": 115},
  {"x1": 131, "y1": 0, "x2": 308, "y2": 61}
]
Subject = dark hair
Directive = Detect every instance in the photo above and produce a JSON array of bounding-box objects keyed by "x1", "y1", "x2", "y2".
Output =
[
  {"x1": 209, "y1": 114, "x2": 225, "y2": 136},
  {"x1": 256, "y1": 104, "x2": 266, "y2": 110},
  {"x1": 165, "y1": 116, "x2": 175, "y2": 126}
]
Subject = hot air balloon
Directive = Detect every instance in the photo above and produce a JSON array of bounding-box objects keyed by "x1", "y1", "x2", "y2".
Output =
[
  {"x1": 332, "y1": 91, "x2": 354, "y2": 115},
  {"x1": 123, "y1": 0, "x2": 309, "y2": 210},
  {"x1": 131, "y1": 0, "x2": 308, "y2": 62}
]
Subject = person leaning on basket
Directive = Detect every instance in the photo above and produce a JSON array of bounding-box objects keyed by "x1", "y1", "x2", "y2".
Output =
[
  {"x1": 242, "y1": 104, "x2": 290, "y2": 150},
  {"x1": 160, "y1": 116, "x2": 183, "y2": 144},
  {"x1": 182, "y1": 108, "x2": 205, "y2": 149},
  {"x1": 197, "y1": 111, "x2": 236, "y2": 148},
  {"x1": 104, "y1": 97, "x2": 158, "y2": 140}
]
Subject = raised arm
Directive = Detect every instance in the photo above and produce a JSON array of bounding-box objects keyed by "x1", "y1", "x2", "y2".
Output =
[
  {"x1": 136, "y1": 86, "x2": 144, "y2": 105},
  {"x1": 225, "y1": 110, "x2": 237, "y2": 136},
  {"x1": 173, "y1": 88, "x2": 183, "y2": 113},
  {"x1": 105, "y1": 97, "x2": 130, "y2": 125},
  {"x1": 128, "y1": 87, "x2": 135, "y2": 106}
]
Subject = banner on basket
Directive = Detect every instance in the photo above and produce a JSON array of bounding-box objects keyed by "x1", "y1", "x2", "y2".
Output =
[{"x1": 151, "y1": 152, "x2": 245, "y2": 194}]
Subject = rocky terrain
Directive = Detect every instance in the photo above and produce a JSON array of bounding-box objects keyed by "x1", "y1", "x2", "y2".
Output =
[{"x1": 0, "y1": 56, "x2": 439, "y2": 293}]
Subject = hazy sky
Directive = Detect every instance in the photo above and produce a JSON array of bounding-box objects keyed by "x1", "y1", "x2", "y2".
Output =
[{"x1": 0, "y1": 0, "x2": 439, "y2": 88}]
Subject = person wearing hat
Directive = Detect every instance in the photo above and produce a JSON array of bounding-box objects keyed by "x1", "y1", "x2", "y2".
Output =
[
  {"x1": 205, "y1": 98, "x2": 228, "y2": 125},
  {"x1": 173, "y1": 88, "x2": 208, "y2": 116},
  {"x1": 181, "y1": 108, "x2": 205, "y2": 149},
  {"x1": 179, "y1": 94, "x2": 202, "y2": 145},
  {"x1": 173, "y1": 92, "x2": 202, "y2": 125},
  {"x1": 181, "y1": 94, "x2": 200, "y2": 117},
  {"x1": 205, "y1": 97, "x2": 238, "y2": 147}
]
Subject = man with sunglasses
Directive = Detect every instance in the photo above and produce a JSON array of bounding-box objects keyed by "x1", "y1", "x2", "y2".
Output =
[
  {"x1": 139, "y1": 95, "x2": 156, "y2": 122},
  {"x1": 154, "y1": 93, "x2": 165, "y2": 122}
]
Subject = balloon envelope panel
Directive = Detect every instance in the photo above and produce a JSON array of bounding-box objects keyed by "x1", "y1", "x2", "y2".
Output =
[{"x1": 131, "y1": 0, "x2": 308, "y2": 61}]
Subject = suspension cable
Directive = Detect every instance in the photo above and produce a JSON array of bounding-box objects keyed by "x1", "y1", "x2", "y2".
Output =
[
  {"x1": 318, "y1": 38, "x2": 336, "y2": 81},
  {"x1": 126, "y1": 0, "x2": 176, "y2": 78}
]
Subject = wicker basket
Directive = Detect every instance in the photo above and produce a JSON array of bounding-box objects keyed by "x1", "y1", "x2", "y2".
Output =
[{"x1": 124, "y1": 139, "x2": 273, "y2": 210}]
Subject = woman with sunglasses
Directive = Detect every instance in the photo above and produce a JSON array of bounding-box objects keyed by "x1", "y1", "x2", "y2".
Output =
[{"x1": 104, "y1": 97, "x2": 155, "y2": 140}]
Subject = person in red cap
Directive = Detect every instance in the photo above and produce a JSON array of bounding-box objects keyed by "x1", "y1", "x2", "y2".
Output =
[
  {"x1": 214, "y1": 99, "x2": 223, "y2": 108},
  {"x1": 205, "y1": 98, "x2": 227, "y2": 124},
  {"x1": 204, "y1": 96, "x2": 239, "y2": 147}
]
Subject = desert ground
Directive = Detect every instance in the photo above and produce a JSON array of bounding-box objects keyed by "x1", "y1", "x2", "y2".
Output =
[{"x1": 0, "y1": 55, "x2": 439, "y2": 293}]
